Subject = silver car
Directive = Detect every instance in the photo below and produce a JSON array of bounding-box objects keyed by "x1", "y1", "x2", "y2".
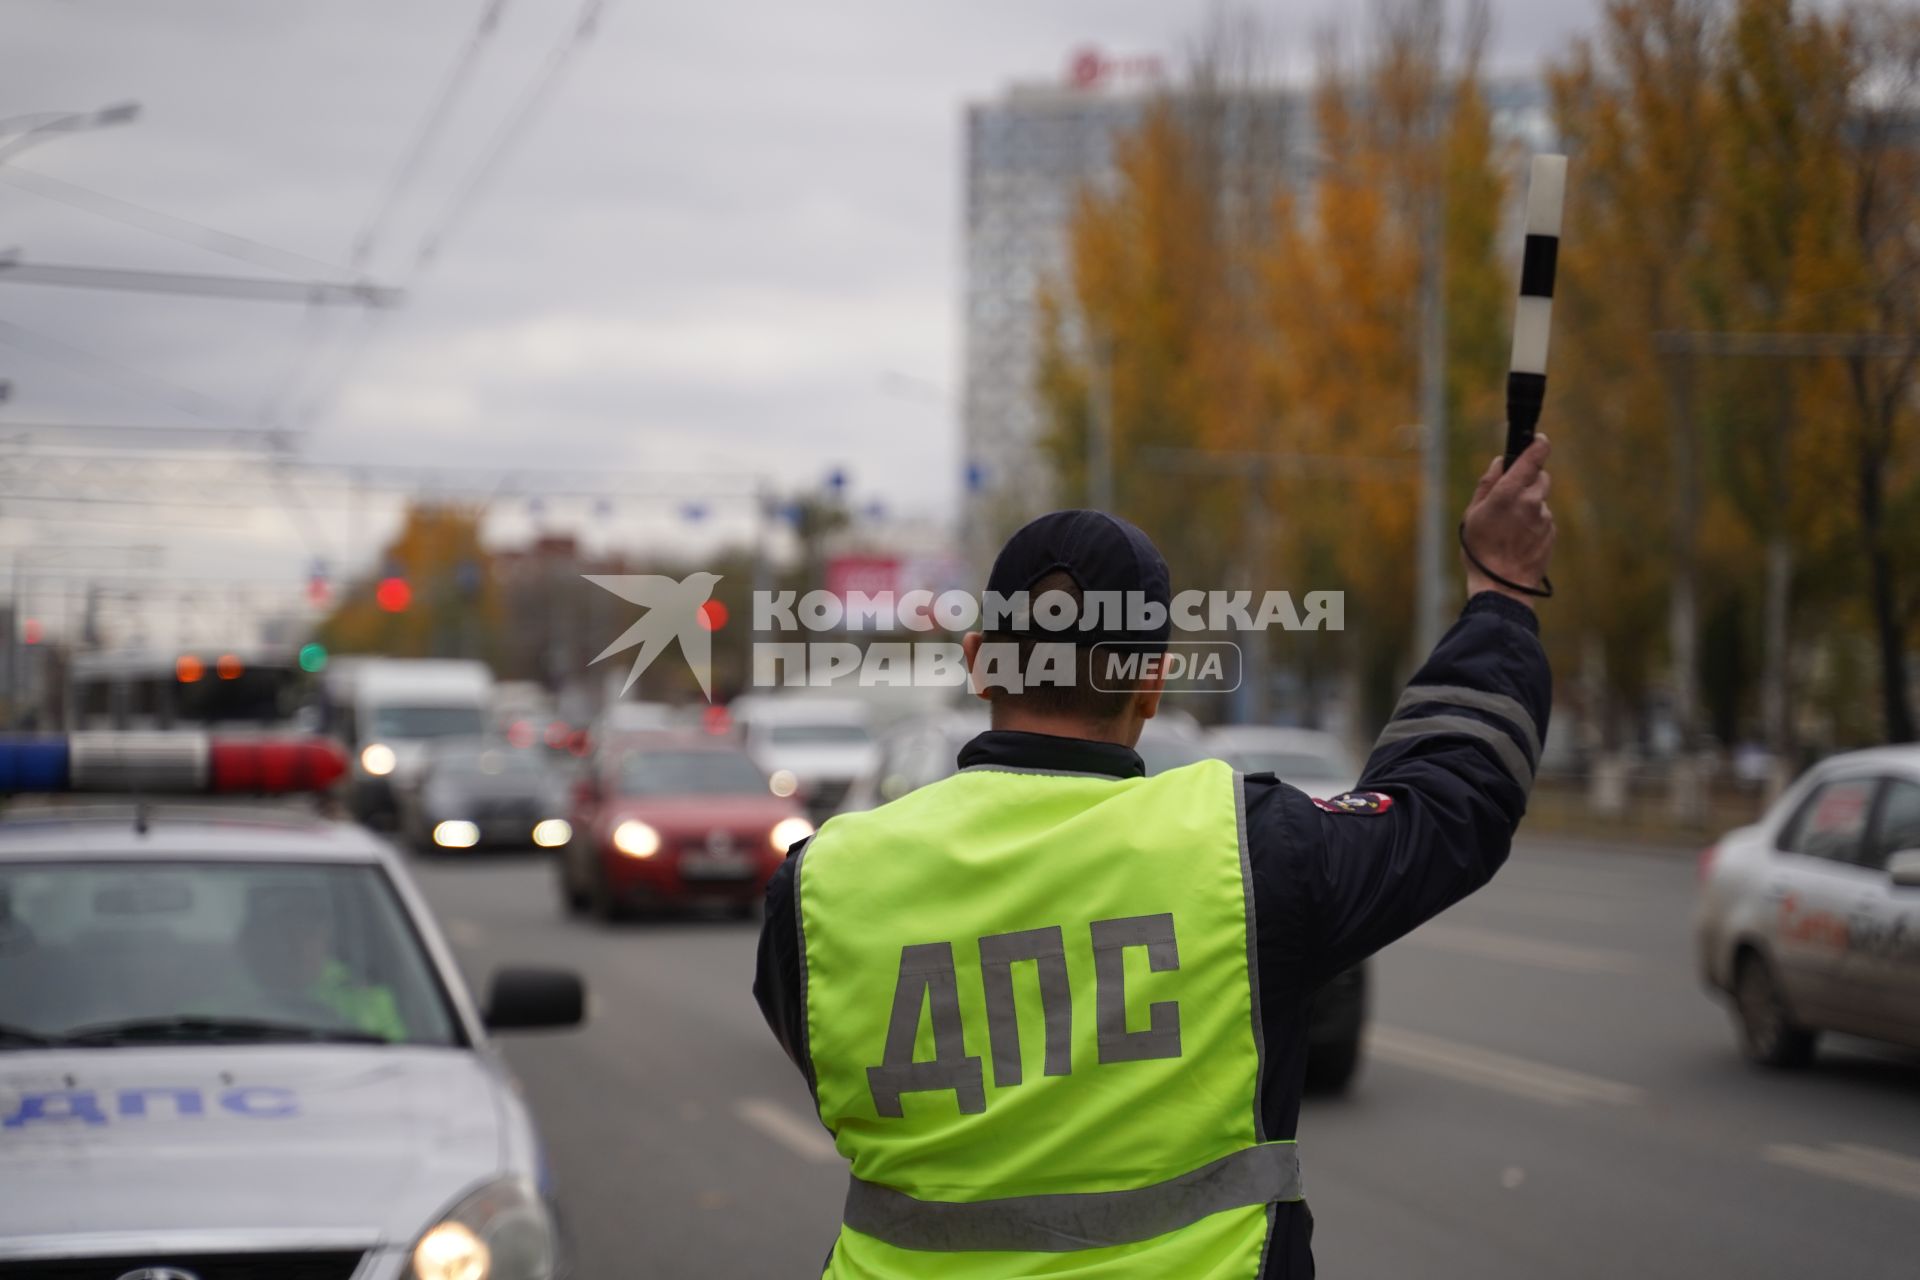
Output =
[
  {"x1": 1696, "y1": 745, "x2": 1920, "y2": 1066},
  {"x1": 0, "y1": 803, "x2": 585, "y2": 1278},
  {"x1": 401, "y1": 739, "x2": 572, "y2": 854}
]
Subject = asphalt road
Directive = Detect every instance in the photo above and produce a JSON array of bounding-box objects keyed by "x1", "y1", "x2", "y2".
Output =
[{"x1": 408, "y1": 836, "x2": 1920, "y2": 1279}]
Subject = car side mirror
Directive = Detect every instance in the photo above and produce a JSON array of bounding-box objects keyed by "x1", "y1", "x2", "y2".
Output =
[
  {"x1": 483, "y1": 966, "x2": 586, "y2": 1032},
  {"x1": 1889, "y1": 849, "x2": 1920, "y2": 889}
]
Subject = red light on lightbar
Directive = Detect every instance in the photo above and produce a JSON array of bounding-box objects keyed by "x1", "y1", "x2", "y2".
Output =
[{"x1": 208, "y1": 739, "x2": 347, "y2": 793}]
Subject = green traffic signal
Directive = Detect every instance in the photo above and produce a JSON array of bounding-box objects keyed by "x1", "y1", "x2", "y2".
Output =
[{"x1": 298, "y1": 642, "x2": 329, "y2": 673}]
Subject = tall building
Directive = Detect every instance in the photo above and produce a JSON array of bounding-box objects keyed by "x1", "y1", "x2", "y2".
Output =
[
  {"x1": 958, "y1": 50, "x2": 1550, "y2": 565},
  {"x1": 959, "y1": 53, "x2": 1308, "y2": 566}
]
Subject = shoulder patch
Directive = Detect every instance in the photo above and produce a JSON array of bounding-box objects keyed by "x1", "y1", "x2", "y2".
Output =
[{"x1": 1312, "y1": 790, "x2": 1394, "y2": 815}]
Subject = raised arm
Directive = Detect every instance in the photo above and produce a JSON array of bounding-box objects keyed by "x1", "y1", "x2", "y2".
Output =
[{"x1": 1287, "y1": 436, "x2": 1556, "y2": 985}]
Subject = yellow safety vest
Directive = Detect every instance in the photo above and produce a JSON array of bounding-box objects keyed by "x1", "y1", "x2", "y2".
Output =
[{"x1": 796, "y1": 758, "x2": 1297, "y2": 1278}]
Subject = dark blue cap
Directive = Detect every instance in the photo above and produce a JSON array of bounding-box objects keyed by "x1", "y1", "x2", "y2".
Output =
[{"x1": 984, "y1": 510, "x2": 1172, "y2": 648}]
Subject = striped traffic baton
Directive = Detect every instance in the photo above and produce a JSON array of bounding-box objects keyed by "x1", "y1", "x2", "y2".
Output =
[{"x1": 1506, "y1": 153, "x2": 1567, "y2": 468}]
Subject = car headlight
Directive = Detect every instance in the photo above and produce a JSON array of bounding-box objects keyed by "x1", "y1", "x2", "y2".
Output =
[
  {"x1": 770, "y1": 815, "x2": 814, "y2": 853},
  {"x1": 362, "y1": 743, "x2": 398, "y2": 776},
  {"x1": 531, "y1": 818, "x2": 571, "y2": 848},
  {"x1": 434, "y1": 820, "x2": 480, "y2": 849},
  {"x1": 412, "y1": 1177, "x2": 555, "y2": 1280},
  {"x1": 611, "y1": 819, "x2": 660, "y2": 858}
]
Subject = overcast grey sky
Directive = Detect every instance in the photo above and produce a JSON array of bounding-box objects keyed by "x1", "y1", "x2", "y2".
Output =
[{"x1": 2, "y1": 0, "x2": 1595, "y2": 618}]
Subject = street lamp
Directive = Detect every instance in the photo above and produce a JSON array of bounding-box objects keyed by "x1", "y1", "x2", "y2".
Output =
[{"x1": 0, "y1": 102, "x2": 141, "y2": 164}]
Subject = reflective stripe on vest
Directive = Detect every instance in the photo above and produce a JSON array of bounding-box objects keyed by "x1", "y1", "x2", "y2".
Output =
[
  {"x1": 844, "y1": 1141, "x2": 1302, "y2": 1253},
  {"x1": 798, "y1": 758, "x2": 1285, "y2": 1276}
]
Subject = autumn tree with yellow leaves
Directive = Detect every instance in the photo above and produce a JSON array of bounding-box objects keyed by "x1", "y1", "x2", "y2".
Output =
[
  {"x1": 1037, "y1": 0, "x2": 1918, "y2": 771},
  {"x1": 1552, "y1": 0, "x2": 1920, "y2": 762},
  {"x1": 1038, "y1": 0, "x2": 1512, "y2": 725},
  {"x1": 1263, "y1": 2, "x2": 1512, "y2": 722},
  {"x1": 317, "y1": 504, "x2": 504, "y2": 663},
  {"x1": 1036, "y1": 91, "x2": 1275, "y2": 590}
]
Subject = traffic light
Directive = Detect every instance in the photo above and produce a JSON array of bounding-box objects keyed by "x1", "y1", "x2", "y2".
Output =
[
  {"x1": 176, "y1": 655, "x2": 205, "y2": 683},
  {"x1": 376, "y1": 576, "x2": 412, "y2": 613},
  {"x1": 298, "y1": 642, "x2": 329, "y2": 673}
]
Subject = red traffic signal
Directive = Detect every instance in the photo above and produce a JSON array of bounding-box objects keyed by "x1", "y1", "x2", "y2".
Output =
[{"x1": 376, "y1": 576, "x2": 412, "y2": 613}]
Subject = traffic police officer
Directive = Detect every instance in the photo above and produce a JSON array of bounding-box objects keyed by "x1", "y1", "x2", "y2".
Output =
[{"x1": 755, "y1": 437, "x2": 1556, "y2": 1277}]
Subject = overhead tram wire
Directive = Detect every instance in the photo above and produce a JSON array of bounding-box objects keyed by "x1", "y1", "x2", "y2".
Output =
[
  {"x1": 284, "y1": 0, "x2": 612, "y2": 434},
  {"x1": 0, "y1": 262, "x2": 402, "y2": 307},
  {"x1": 0, "y1": 448, "x2": 761, "y2": 506},
  {"x1": 264, "y1": 0, "x2": 516, "y2": 426},
  {"x1": 0, "y1": 126, "x2": 402, "y2": 457},
  {"x1": 0, "y1": 166, "x2": 365, "y2": 284},
  {"x1": 0, "y1": 317, "x2": 260, "y2": 427},
  {"x1": 0, "y1": 422, "x2": 295, "y2": 452},
  {"x1": 352, "y1": 0, "x2": 513, "y2": 269},
  {"x1": 412, "y1": 0, "x2": 608, "y2": 267}
]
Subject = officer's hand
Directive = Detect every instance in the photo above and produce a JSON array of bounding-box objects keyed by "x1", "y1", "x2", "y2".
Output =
[{"x1": 1461, "y1": 434, "x2": 1554, "y2": 603}]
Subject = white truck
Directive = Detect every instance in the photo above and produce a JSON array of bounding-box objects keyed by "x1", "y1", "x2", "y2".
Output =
[
  {"x1": 729, "y1": 694, "x2": 880, "y2": 822},
  {"x1": 314, "y1": 658, "x2": 495, "y2": 827}
]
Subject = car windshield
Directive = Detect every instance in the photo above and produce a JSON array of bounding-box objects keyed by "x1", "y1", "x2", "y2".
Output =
[
  {"x1": 767, "y1": 723, "x2": 872, "y2": 746},
  {"x1": 372, "y1": 704, "x2": 487, "y2": 740},
  {"x1": 0, "y1": 860, "x2": 459, "y2": 1048},
  {"x1": 616, "y1": 750, "x2": 768, "y2": 796}
]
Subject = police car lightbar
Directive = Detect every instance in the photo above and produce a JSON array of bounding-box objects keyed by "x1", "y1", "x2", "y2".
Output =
[{"x1": 0, "y1": 733, "x2": 347, "y2": 795}]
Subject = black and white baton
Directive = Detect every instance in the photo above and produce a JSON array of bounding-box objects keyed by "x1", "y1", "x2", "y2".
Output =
[{"x1": 1505, "y1": 154, "x2": 1567, "y2": 468}]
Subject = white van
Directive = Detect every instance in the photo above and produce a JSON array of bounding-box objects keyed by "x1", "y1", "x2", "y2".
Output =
[
  {"x1": 729, "y1": 695, "x2": 879, "y2": 821},
  {"x1": 317, "y1": 658, "x2": 494, "y2": 826}
]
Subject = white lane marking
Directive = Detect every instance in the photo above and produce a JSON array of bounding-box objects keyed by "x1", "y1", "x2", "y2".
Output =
[
  {"x1": 1764, "y1": 1143, "x2": 1920, "y2": 1203},
  {"x1": 1370, "y1": 1026, "x2": 1645, "y2": 1108},
  {"x1": 1402, "y1": 923, "x2": 1644, "y2": 975},
  {"x1": 736, "y1": 1097, "x2": 840, "y2": 1165},
  {"x1": 444, "y1": 918, "x2": 485, "y2": 948}
]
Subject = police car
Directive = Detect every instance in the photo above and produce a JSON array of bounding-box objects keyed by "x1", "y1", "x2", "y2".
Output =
[
  {"x1": 1696, "y1": 744, "x2": 1920, "y2": 1066},
  {"x1": 0, "y1": 733, "x2": 586, "y2": 1279}
]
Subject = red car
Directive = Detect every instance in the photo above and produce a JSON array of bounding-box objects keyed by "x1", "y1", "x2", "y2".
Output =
[{"x1": 558, "y1": 733, "x2": 813, "y2": 921}]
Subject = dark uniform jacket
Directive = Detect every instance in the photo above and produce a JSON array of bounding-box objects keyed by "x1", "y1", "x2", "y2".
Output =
[{"x1": 755, "y1": 591, "x2": 1552, "y2": 1277}]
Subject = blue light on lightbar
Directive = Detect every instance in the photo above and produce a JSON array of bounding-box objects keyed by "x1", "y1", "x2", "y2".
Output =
[{"x1": 0, "y1": 739, "x2": 71, "y2": 792}]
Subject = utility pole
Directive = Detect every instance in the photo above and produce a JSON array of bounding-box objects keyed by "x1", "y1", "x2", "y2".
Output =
[
  {"x1": 1240, "y1": 472, "x2": 1271, "y2": 723},
  {"x1": 5, "y1": 544, "x2": 161, "y2": 725},
  {"x1": 1142, "y1": 446, "x2": 1419, "y2": 725},
  {"x1": 1088, "y1": 336, "x2": 1116, "y2": 514}
]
